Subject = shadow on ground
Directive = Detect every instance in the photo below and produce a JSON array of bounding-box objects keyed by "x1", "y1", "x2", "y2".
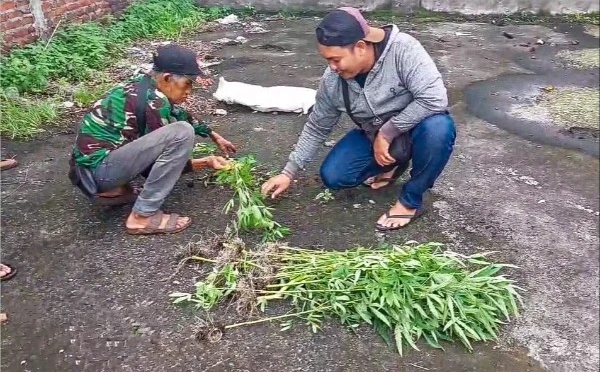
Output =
[{"x1": 1, "y1": 18, "x2": 598, "y2": 372}]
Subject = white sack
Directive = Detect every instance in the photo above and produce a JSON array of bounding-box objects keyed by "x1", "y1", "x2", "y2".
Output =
[{"x1": 212, "y1": 77, "x2": 316, "y2": 115}]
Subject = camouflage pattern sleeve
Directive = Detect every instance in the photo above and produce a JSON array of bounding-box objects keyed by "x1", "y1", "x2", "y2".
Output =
[
  {"x1": 144, "y1": 88, "x2": 174, "y2": 134},
  {"x1": 172, "y1": 105, "x2": 213, "y2": 138}
]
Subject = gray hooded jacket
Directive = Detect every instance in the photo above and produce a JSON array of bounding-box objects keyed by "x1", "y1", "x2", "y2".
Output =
[{"x1": 283, "y1": 24, "x2": 448, "y2": 178}]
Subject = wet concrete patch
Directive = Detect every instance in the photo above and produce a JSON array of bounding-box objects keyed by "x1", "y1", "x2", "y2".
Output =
[{"x1": 464, "y1": 71, "x2": 600, "y2": 157}]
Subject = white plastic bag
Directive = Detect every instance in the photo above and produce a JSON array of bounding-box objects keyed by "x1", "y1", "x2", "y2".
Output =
[{"x1": 212, "y1": 77, "x2": 316, "y2": 115}]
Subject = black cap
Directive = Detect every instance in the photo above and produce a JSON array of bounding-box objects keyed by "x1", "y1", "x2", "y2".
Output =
[
  {"x1": 316, "y1": 7, "x2": 385, "y2": 47},
  {"x1": 152, "y1": 44, "x2": 203, "y2": 76}
]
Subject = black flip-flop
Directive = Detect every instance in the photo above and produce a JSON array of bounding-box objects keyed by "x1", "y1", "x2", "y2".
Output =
[
  {"x1": 375, "y1": 208, "x2": 426, "y2": 232},
  {"x1": 362, "y1": 166, "x2": 406, "y2": 189},
  {"x1": 1, "y1": 263, "x2": 17, "y2": 281}
]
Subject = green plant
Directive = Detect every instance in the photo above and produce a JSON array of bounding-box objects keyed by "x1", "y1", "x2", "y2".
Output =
[
  {"x1": 171, "y1": 241, "x2": 523, "y2": 356},
  {"x1": 0, "y1": 89, "x2": 59, "y2": 139},
  {"x1": 214, "y1": 156, "x2": 290, "y2": 241},
  {"x1": 73, "y1": 84, "x2": 108, "y2": 108},
  {"x1": 315, "y1": 189, "x2": 335, "y2": 203},
  {"x1": 0, "y1": 0, "x2": 233, "y2": 94},
  {"x1": 192, "y1": 142, "x2": 219, "y2": 158}
]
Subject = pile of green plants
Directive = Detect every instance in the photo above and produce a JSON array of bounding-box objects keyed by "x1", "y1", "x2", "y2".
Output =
[
  {"x1": 0, "y1": 0, "x2": 234, "y2": 94},
  {"x1": 171, "y1": 240, "x2": 523, "y2": 356}
]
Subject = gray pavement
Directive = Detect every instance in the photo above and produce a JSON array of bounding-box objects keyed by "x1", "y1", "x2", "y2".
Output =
[{"x1": 1, "y1": 17, "x2": 598, "y2": 372}]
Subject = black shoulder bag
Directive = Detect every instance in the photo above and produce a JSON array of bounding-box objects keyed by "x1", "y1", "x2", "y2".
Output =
[
  {"x1": 69, "y1": 76, "x2": 151, "y2": 199},
  {"x1": 340, "y1": 78, "x2": 412, "y2": 165}
]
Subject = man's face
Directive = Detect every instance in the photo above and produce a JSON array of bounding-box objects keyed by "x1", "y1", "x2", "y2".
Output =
[
  {"x1": 318, "y1": 41, "x2": 369, "y2": 80},
  {"x1": 157, "y1": 74, "x2": 194, "y2": 104}
]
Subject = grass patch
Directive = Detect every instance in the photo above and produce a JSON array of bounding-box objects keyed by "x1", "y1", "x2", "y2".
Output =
[
  {"x1": 171, "y1": 239, "x2": 523, "y2": 356},
  {"x1": 0, "y1": 0, "x2": 237, "y2": 139},
  {"x1": 0, "y1": 0, "x2": 233, "y2": 95},
  {"x1": 556, "y1": 48, "x2": 600, "y2": 69},
  {"x1": 0, "y1": 89, "x2": 59, "y2": 139},
  {"x1": 541, "y1": 87, "x2": 600, "y2": 131}
]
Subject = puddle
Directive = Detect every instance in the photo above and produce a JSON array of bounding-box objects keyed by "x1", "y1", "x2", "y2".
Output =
[{"x1": 464, "y1": 71, "x2": 600, "y2": 158}]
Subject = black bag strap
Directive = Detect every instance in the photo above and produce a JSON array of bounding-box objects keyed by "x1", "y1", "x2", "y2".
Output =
[
  {"x1": 136, "y1": 75, "x2": 151, "y2": 136},
  {"x1": 340, "y1": 78, "x2": 361, "y2": 127}
]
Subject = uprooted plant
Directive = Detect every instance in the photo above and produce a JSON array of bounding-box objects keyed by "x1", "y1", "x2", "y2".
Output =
[
  {"x1": 191, "y1": 143, "x2": 289, "y2": 241},
  {"x1": 170, "y1": 239, "x2": 524, "y2": 356},
  {"x1": 214, "y1": 156, "x2": 290, "y2": 242}
]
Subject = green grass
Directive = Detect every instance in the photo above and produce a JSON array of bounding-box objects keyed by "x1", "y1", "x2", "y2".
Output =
[
  {"x1": 0, "y1": 0, "x2": 234, "y2": 95},
  {"x1": 171, "y1": 240, "x2": 523, "y2": 356},
  {"x1": 0, "y1": 89, "x2": 59, "y2": 139},
  {"x1": 0, "y1": 0, "x2": 236, "y2": 139}
]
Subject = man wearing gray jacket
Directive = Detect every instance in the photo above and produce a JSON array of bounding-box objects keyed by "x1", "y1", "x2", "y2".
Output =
[{"x1": 261, "y1": 7, "x2": 456, "y2": 231}]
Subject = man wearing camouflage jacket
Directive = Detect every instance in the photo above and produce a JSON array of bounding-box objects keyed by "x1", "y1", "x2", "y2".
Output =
[{"x1": 71, "y1": 44, "x2": 235, "y2": 235}]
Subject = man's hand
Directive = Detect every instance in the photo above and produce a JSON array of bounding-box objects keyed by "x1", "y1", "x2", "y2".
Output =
[
  {"x1": 373, "y1": 133, "x2": 395, "y2": 166},
  {"x1": 192, "y1": 156, "x2": 230, "y2": 171},
  {"x1": 261, "y1": 174, "x2": 292, "y2": 199},
  {"x1": 210, "y1": 132, "x2": 237, "y2": 158}
]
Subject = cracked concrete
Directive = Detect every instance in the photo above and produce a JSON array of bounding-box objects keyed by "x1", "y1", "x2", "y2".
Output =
[{"x1": 1, "y1": 17, "x2": 598, "y2": 372}]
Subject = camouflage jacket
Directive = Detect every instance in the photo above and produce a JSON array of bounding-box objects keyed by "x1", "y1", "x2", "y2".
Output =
[{"x1": 72, "y1": 74, "x2": 211, "y2": 168}]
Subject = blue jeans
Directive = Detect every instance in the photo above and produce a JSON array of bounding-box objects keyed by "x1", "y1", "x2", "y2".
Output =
[{"x1": 319, "y1": 113, "x2": 456, "y2": 209}]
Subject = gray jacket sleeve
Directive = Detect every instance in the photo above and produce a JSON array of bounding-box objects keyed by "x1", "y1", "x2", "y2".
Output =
[
  {"x1": 283, "y1": 75, "x2": 342, "y2": 179},
  {"x1": 379, "y1": 37, "x2": 448, "y2": 141}
]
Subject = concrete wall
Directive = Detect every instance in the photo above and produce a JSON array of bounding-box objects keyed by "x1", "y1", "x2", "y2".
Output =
[
  {"x1": 420, "y1": 0, "x2": 599, "y2": 15},
  {"x1": 197, "y1": 0, "x2": 599, "y2": 14},
  {"x1": 0, "y1": 0, "x2": 131, "y2": 49}
]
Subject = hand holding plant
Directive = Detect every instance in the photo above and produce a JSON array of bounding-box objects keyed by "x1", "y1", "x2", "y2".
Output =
[
  {"x1": 209, "y1": 132, "x2": 237, "y2": 158},
  {"x1": 191, "y1": 156, "x2": 230, "y2": 171}
]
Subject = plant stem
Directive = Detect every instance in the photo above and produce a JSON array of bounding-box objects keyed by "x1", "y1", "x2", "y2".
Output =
[
  {"x1": 224, "y1": 307, "x2": 333, "y2": 329},
  {"x1": 191, "y1": 256, "x2": 217, "y2": 263}
]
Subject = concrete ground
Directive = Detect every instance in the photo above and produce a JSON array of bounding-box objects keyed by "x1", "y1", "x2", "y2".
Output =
[{"x1": 1, "y1": 17, "x2": 599, "y2": 372}]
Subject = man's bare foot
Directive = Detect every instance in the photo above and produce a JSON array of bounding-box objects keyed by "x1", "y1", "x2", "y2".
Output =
[
  {"x1": 97, "y1": 185, "x2": 134, "y2": 198},
  {"x1": 0, "y1": 263, "x2": 16, "y2": 281},
  {"x1": 0, "y1": 158, "x2": 18, "y2": 171},
  {"x1": 364, "y1": 166, "x2": 398, "y2": 190},
  {"x1": 125, "y1": 211, "x2": 191, "y2": 235},
  {"x1": 376, "y1": 201, "x2": 417, "y2": 230},
  {"x1": 0, "y1": 264, "x2": 12, "y2": 278}
]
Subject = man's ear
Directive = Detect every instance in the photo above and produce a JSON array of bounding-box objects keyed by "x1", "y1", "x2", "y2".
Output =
[
  {"x1": 162, "y1": 73, "x2": 173, "y2": 82},
  {"x1": 354, "y1": 40, "x2": 368, "y2": 56}
]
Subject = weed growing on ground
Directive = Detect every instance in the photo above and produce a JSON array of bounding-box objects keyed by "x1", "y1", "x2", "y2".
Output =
[
  {"x1": 0, "y1": 88, "x2": 59, "y2": 139},
  {"x1": 192, "y1": 143, "x2": 219, "y2": 158},
  {"x1": 315, "y1": 189, "x2": 335, "y2": 203},
  {"x1": 171, "y1": 240, "x2": 523, "y2": 356},
  {"x1": 0, "y1": 0, "x2": 232, "y2": 94}
]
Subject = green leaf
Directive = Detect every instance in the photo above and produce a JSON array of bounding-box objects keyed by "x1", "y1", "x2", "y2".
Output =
[{"x1": 370, "y1": 306, "x2": 392, "y2": 328}]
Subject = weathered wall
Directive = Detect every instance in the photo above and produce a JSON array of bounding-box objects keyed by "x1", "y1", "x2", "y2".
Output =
[
  {"x1": 196, "y1": 0, "x2": 420, "y2": 13},
  {"x1": 1, "y1": 0, "x2": 597, "y2": 50},
  {"x1": 420, "y1": 0, "x2": 599, "y2": 15},
  {"x1": 197, "y1": 0, "x2": 599, "y2": 14},
  {"x1": 0, "y1": 0, "x2": 131, "y2": 49}
]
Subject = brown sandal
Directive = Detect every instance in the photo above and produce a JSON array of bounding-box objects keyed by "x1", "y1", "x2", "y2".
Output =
[{"x1": 126, "y1": 210, "x2": 192, "y2": 235}]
